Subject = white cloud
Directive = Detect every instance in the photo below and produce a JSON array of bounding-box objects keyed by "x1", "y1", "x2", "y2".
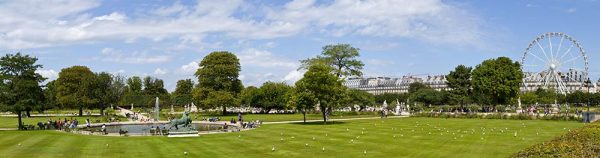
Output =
[
  {"x1": 0, "y1": 0, "x2": 485, "y2": 49},
  {"x1": 238, "y1": 48, "x2": 298, "y2": 69},
  {"x1": 269, "y1": 0, "x2": 484, "y2": 46},
  {"x1": 179, "y1": 61, "x2": 199, "y2": 74},
  {"x1": 566, "y1": 8, "x2": 577, "y2": 13},
  {"x1": 153, "y1": 68, "x2": 168, "y2": 75},
  {"x1": 36, "y1": 69, "x2": 58, "y2": 80},
  {"x1": 283, "y1": 70, "x2": 304, "y2": 83},
  {"x1": 97, "y1": 48, "x2": 171, "y2": 64}
]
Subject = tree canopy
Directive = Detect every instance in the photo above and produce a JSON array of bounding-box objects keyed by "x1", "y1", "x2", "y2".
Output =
[
  {"x1": 471, "y1": 57, "x2": 523, "y2": 106},
  {"x1": 193, "y1": 51, "x2": 243, "y2": 115},
  {"x1": 0, "y1": 53, "x2": 46, "y2": 129},
  {"x1": 447, "y1": 65, "x2": 472, "y2": 107},
  {"x1": 300, "y1": 44, "x2": 364, "y2": 78},
  {"x1": 295, "y1": 64, "x2": 345, "y2": 123},
  {"x1": 55, "y1": 66, "x2": 96, "y2": 116}
]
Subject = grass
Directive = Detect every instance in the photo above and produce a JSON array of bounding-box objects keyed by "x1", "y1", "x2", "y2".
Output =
[
  {"x1": 0, "y1": 117, "x2": 583, "y2": 158},
  {"x1": 0, "y1": 116, "x2": 125, "y2": 128}
]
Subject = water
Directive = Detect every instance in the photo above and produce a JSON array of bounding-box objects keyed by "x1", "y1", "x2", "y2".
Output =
[{"x1": 84, "y1": 123, "x2": 238, "y2": 136}]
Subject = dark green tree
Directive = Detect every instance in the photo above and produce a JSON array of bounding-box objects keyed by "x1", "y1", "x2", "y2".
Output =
[
  {"x1": 256, "y1": 81, "x2": 292, "y2": 113},
  {"x1": 0, "y1": 53, "x2": 46, "y2": 129},
  {"x1": 240, "y1": 86, "x2": 259, "y2": 108},
  {"x1": 193, "y1": 51, "x2": 243, "y2": 115},
  {"x1": 171, "y1": 79, "x2": 194, "y2": 106},
  {"x1": 295, "y1": 64, "x2": 345, "y2": 124},
  {"x1": 55, "y1": 66, "x2": 96, "y2": 116},
  {"x1": 471, "y1": 57, "x2": 523, "y2": 108},
  {"x1": 287, "y1": 86, "x2": 317, "y2": 123},
  {"x1": 408, "y1": 82, "x2": 428, "y2": 94},
  {"x1": 300, "y1": 44, "x2": 364, "y2": 78},
  {"x1": 447, "y1": 65, "x2": 472, "y2": 109}
]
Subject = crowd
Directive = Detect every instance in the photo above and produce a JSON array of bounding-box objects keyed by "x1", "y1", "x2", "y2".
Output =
[{"x1": 36, "y1": 118, "x2": 82, "y2": 130}]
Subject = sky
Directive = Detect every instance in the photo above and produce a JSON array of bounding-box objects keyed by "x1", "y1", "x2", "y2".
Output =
[{"x1": 0, "y1": 0, "x2": 598, "y2": 91}]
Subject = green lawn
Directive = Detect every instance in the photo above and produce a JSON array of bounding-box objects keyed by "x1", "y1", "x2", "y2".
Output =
[{"x1": 0, "y1": 117, "x2": 583, "y2": 158}]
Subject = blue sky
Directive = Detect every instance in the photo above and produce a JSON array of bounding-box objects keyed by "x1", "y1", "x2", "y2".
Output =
[{"x1": 0, "y1": 0, "x2": 598, "y2": 91}]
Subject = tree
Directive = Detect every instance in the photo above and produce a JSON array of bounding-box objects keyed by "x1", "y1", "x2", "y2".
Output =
[
  {"x1": 0, "y1": 53, "x2": 46, "y2": 129},
  {"x1": 346, "y1": 89, "x2": 375, "y2": 111},
  {"x1": 43, "y1": 80, "x2": 59, "y2": 111},
  {"x1": 300, "y1": 44, "x2": 364, "y2": 78},
  {"x1": 121, "y1": 76, "x2": 144, "y2": 106},
  {"x1": 142, "y1": 76, "x2": 169, "y2": 107},
  {"x1": 256, "y1": 81, "x2": 292, "y2": 113},
  {"x1": 447, "y1": 65, "x2": 472, "y2": 109},
  {"x1": 408, "y1": 82, "x2": 428, "y2": 94},
  {"x1": 374, "y1": 93, "x2": 409, "y2": 105},
  {"x1": 287, "y1": 87, "x2": 317, "y2": 123},
  {"x1": 55, "y1": 66, "x2": 96, "y2": 116},
  {"x1": 519, "y1": 92, "x2": 538, "y2": 105},
  {"x1": 240, "y1": 86, "x2": 259, "y2": 108},
  {"x1": 91, "y1": 72, "x2": 113, "y2": 116},
  {"x1": 295, "y1": 64, "x2": 344, "y2": 124},
  {"x1": 202, "y1": 90, "x2": 238, "y2": 112},
  {"x1": 193, "y1": 51, "x2": 243, "y2": 115},
  {"x1": 172, "y1": 79, "x2": 194, "y2": 106},
  {"x1": 471, "y1": 57, "x2": 523, "y2": 108}
]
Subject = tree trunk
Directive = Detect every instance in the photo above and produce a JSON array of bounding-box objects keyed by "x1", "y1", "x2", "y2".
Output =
[
  {"x1": 79, "y1": 106, "x2": 83, "y2": 116},
  {"x1": 17, "y1": 111, "x2": 23, "y2": 130},
  {"x1": 26, "y1": 110, "x2": 31, "y2": 117},
  {"x1": 222, "y1": 106, "x2": 227, "y2": 115},
  {"x1": 302, "y1": 109, "x2": 306, "y2": 124}
]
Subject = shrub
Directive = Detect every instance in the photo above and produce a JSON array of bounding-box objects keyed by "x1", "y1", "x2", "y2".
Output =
[{"x1": 511, "y1": 121, "x2": 600, "y2": 157}]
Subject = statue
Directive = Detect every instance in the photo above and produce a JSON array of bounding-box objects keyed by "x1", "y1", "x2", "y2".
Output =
[{"x1": 169, "y1": 111, "x2": 192, "y2": 130}]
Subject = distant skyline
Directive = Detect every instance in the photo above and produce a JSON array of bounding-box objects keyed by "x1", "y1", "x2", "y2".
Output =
[{"x1": 1, "y1": 0, "x2": 598, "y2": 91}]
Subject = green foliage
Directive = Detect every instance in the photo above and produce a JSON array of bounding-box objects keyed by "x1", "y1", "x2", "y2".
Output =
[
  {"x1": 55, "y1": 66, "x2": 96, "y2": 116},
  {"x1": 300, "y1": 44, "x2": 364, "y2": 78},
  {"x1": 411, "y1": 88, "x2": 449, "y2": 105},
  {"x1": 255, "y1": 81, "x2": 292, "y2": 112},
  {"x1": 447, "y1": 65, "x2": 472, "y2": 106},
  {"x1": 171, "y1": 79, "x2": 194, "y2": 106},
  {"x1": 512, "y1": 121, "x2": 600, "y2": 157},
  {"x1": 202, "y1": 90, "x2": 239, "y2": 111},
  {"x1": 193, "y1": 51, "x2": 243, "y2": 114},
  {"x1": 408, "y1": 82, "x2": 428, "y2": 94},
  {"x1": 345, "y1": 89, "x2": 375, "y2": 111},
  {"x1": 240, "y1": 86, "x2": 259, "y2": 107},
  {"x1": 0, "y1": 53, "x2": 46, "y2": 129},
  {"x1": 295, "y1": 64, "x2": 345, "y2": 123},
  {"x1": 142, "y1": 76, "x2": 169, "y2": 96},
  {"x1": 471, "y1": 57, "x2": 523, "y2": 105}
]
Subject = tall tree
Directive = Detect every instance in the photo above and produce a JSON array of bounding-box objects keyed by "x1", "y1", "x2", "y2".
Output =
[
  {"x1": 287, "y1": 87, "x2": 317, "y2": 123},
  {"x1": 240, "y1": 86, "x2": 259, "y2": 108},
  {"x1": 55, "y1": 66, "x2": 96, "y2": 116},
  {"x1": 172, "y1": 79, "x2": 194, "y2": 106},
  {"x1": 447, "y1": 65, "x2": 472, "y2": 109},
  {"x1": 256, "y1": 81, "x2": 292, "y2": 113},
  {"x1": 43, "y1": 80, "x2": 59, "y2": 111},
  {"x1": 295, "y1": 64, "x2": 345, "y2": 124},
  {"x1": 0, "y1": 53, "x2": 46, "y2": 129},
  {"x1": 121, "y1": 76, "x2": 144, "y2": 106},
  {"x1": 300, "y1": 44, "x2": 364, "y2": 78},
  {"x1": 193, "y1": 51, "x2": 243, "y2": 115},
  {"x1": 471, "y1": 57, "x2": 523, "y2": 107}
]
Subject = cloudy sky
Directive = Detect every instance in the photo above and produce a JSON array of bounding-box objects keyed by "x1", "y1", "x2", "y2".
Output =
[{"x1": 1, "y1": 0, "x2": 599, "y2": 91}]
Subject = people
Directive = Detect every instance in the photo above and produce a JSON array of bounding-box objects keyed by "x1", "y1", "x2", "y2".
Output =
[
  {"x1": 86, "y1": 119, "x2": 91, "y2": 128},
  {"x1": 101, "y1": 124, "x2": 107, "y2": 134}
]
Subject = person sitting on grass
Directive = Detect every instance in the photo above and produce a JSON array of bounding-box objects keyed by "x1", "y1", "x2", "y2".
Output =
[{"x1": 101, "y1": 124, "x2": 107, "y2": 135}]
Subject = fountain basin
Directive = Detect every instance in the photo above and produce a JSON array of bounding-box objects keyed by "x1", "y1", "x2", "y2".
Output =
[{"x1": 79, "y1": 121, "x2": 240, "y2": 136}]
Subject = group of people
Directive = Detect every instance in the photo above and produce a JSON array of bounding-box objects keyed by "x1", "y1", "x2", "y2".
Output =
[{"x1": 37, "y1": 118, "x2": 83, "y2": 130}]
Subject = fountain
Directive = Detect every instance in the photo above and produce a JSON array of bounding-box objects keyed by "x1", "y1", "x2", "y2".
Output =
[{"x1": 154, "y1": 97, "x2": 160, "y2": 121}]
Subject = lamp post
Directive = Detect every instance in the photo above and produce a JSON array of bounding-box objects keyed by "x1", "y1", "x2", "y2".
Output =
[{"x1": 585, "y1": 78, "x2": 592, "y2": 122}]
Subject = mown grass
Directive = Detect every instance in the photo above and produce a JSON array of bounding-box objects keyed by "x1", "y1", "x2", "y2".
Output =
[{"x1": 0, "y1": 117, "x2": 583, "y2": 158}]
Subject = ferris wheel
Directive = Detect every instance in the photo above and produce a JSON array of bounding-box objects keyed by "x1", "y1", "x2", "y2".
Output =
[{"x1": 521, "y1": 32, "x2": 588, "y2": 94}]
